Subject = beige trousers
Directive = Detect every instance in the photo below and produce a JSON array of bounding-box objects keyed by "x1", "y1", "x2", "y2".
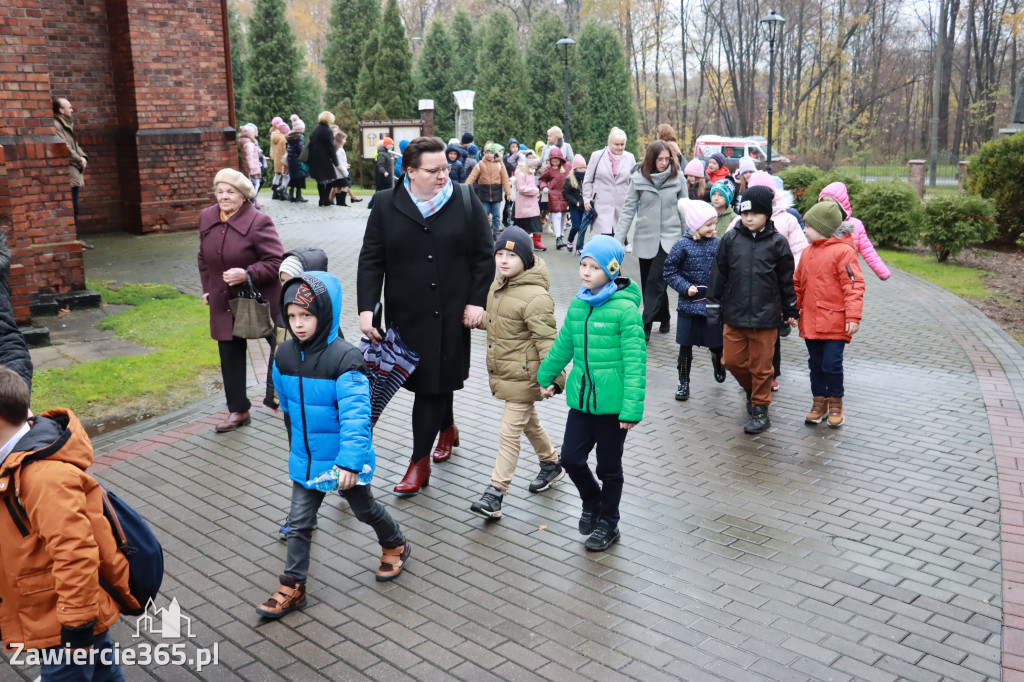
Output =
[{"x1": 491, "y1": 400, "x2": 558, "y2": 493}]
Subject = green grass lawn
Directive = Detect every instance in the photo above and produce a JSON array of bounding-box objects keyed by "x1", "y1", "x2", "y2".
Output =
[
  {"x1": 877, "y1": 249, "x2": 992, "y2": 299},
  {"x1": 31, "y1": 283, "x2": 221, "y2": 423}
]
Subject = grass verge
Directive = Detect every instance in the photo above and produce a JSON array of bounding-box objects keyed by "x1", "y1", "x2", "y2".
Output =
[
  {"x1": 877, "y1": 249, "x2": 992, "y2": 300},
  {"x1": 31, "y1": 282, "x2": 221, "y2": 423}
]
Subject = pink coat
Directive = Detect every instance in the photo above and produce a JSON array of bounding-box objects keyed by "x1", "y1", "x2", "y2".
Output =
[
  {"x1": 239, "y1": 136, "x2": 260, "y2": 179},
  {"x1": 514, "y1": 172, "x2": 540, "y2": 219},
  {"x1": 197, "y1": 201, "x2": 284, "y2": 341},
  {"x1": 818, "y1": 182, "x2": 891, "y2": 280},
  {"x1": 582, "y1": 147, "x2": 637, "y2": 235}
]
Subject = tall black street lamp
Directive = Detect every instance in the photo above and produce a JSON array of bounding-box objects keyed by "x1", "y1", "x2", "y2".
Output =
[
  {"x1": 556, "y1": 36, "x2": 576, "y2": 142},
  {"x1": 759, "y1": 10, "x2": 785, "y2": 173}
]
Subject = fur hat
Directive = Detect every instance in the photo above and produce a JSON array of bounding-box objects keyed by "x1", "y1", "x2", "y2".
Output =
[
  {"x1": 494, "y1": 225, "x2": 535, "y2": 271},
  {"x1": 737, "y1": 156, "x2": 757, "y2": 175},
  {"x1": 572, "y1": 154, "x2": 587, "y2": 170},
  {"x1": 709, "y1": 180, "x2": 734, "y2": 206},
  {"x1": 461, "y1": 132, "x2": 474, "y2": 145},
  {"x1": 803, "y1": 201, "x2": 844, "y2": 238},
  {"x1": 580, "y1": 235, "x2": 625, "y2": 282},
  {"x1": 685, "y1": 200, "x2": 719, "y2": 235},
  {"x1": 213, "y1": 168, "x2": 256, "y2": 200},
  {"x1": 737, "y1": 186, "x2": 775, "y2": 217},
  {"x1": 684, "y1": 158, "x2": 706, "y2": 177}
]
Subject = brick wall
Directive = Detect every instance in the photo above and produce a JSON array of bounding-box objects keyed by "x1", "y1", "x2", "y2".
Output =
[{"x1": 0, "y1": 0, "x2": 236, "y2": 322}]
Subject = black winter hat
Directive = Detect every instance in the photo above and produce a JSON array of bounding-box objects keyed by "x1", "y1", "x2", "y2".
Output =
[
  {"x1": 738, "y1": 186, "x2": 775, "y2": 217},
  {"x1": 494, "y1": 225, "x2": 535, "y2": 271},
  {"x1": 461, "y1": 132, "x2": 474, "y2": 145}
]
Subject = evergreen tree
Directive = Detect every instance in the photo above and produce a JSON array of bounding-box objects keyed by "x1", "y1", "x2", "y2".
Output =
[
  {"x1": 371, "y1": 0, "x2": 417, "y2": 119},
  {"x1": 243, "y1": 0, "x2": 303, "y2": 129},
  {"x1": 415, "y1": 20, "x2": 457, "y2": 141},
  {"x1": 227, "y1": 6, "x2": 247, "y2": 123},
  {"x1": 474, "y1": 12, "x2": 529, "y2": 145},
  {"x1": 354, "y1": 29, "x2": 380, "y2": 116},
  {"x1": 575, "y1": 20, "x2": 637, "y2": 156},
  {"x1": 525, "y1": 9, "x2": 581, "y2": 145},
  {"x1": 323, "y1": 0, "x2": 381, "y2": 108},
  {"x1": 449, "y1": 10, "x2": 477, "y2": 91}
]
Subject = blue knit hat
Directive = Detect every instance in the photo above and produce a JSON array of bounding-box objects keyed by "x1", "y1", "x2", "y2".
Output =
[
  {"x1": 710, "y1": 180, "x2": 734, "y2": 206},
  {"x1": 580, "y1": 235, "x2": 625, "y2": 282}
]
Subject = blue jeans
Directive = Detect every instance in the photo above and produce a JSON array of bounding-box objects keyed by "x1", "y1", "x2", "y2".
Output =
[
  {"x1": 805, "y1": 339, "x2": 846, "y2": 397},
  {"x1": 40, "y1": 631, "x2": 124, "y2": 682},
  {"x1": 559, "y1": 409, "x2": 628, "y2": 527},
  {"x1": 482, "y1": 201, "x2": 502, "y2": 234},
  {"x1": 567, "y1": 208, "x2": 583, "y2": 243},
  {"x1": 284, "y1": 481, "x2": 404, "y2": 583}
]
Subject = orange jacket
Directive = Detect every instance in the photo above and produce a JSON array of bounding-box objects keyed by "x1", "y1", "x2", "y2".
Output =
[
  {"x1": 0, "y1": 410, "x2": 137, "y2": 652},
  {"x1": 794, "y1": 234, "x2": 865, "y2": 342}
]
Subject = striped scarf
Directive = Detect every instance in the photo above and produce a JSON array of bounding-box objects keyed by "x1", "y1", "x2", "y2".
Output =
[{"x1": 405, "y1": 176, "x2": 454, "y2": 218}]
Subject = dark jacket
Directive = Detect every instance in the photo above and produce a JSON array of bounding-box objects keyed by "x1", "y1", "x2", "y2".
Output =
[
  {"x1": 503, "y1": 152, "x2": 519, "y2": 178},
  {"x1": 375, "y1": 147, "x2": 396, "y2": 191},
  {"x1": 273, "y1": 272, "x2": 376, "y2": 484},
  {"x1": 447, "y1": 144, "x2": 467, "y2": 183},
  {"x1": 0, "y1": 237, "x2": 32, "y2": 390},
  {"x1": 562, "y1": 171, "x2": 586, "y2": 212},
  {"x1": 706, "y1": 220, "x2": 798, "y2": 329},
  {"x1": 286, "y1": 132, "x2": 306, "y2": 180},
  {"x1": 307, "y1": 122, "x2": 340, "y2": 182},
  {"x1": 197, "y1": 201, "x2": 285, "y2": 341},
  {"x1": 357, "y1": 183, "x2": 494, "y2": 393},
  {"x1": 663, "y1": 233, "x2": 720, "y2": 317}
]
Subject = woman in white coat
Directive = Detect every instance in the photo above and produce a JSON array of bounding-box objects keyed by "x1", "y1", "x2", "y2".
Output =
[{"x1": 582, "y1": 127, "x2": 637, "y2": 238}]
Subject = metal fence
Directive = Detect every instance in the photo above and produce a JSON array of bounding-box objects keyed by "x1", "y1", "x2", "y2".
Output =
[{"x1": 833, "y1": 163, "x2": 960, "y2": 187}]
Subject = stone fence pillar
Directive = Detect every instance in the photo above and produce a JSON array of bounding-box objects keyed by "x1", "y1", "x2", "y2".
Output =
[
  {"x1": 419, "y1": 100, "x2": 434, "y2": 138},
  {"x1": 908, "y1": 160, "x2": 926, "y2": 198},
  {"x1": 958, "y1": 161, "x2": 968, "y2": 193}
]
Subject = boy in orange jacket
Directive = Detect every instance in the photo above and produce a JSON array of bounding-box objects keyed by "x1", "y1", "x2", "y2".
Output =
[{"x1": 794, "y1": 201, "x2": 865, "y2": 427}]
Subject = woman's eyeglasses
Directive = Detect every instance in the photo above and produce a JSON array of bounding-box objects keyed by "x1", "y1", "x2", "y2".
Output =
[{"x1": 415, "y1": 165, "x2": 451, "y2": 176}]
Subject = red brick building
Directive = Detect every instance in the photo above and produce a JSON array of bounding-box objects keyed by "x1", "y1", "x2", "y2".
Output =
[{"x1": 0, "y1": 0, "x2": 237, "y2": 323}]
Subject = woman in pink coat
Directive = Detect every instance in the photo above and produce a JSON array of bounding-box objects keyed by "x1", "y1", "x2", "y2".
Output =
[
  {"x1": 582, "y1": 127, "x2": 637, "y2": 236},
  {"x1": 817, "y1": 182, "x2": 891, "y2": 280},
  {"x1": 513, "y1": 151, "x2": 546, "y2": 252}
]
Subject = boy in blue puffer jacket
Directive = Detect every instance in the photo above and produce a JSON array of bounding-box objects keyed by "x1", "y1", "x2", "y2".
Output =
[{"x1": 256, "y1": 271, "x2": 409, "y2": 620}]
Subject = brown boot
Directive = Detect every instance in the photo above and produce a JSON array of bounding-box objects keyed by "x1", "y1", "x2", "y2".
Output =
[
  {"x1": 215, "y1": 410, "x2": 251, "y2": 433},
  {"x1": 827, "y1": 397, "x2": 845, "y2": 428},
  {"x1": 255, "y1": 576, "x2": 306, "y2": 619},
  {"x1": 376, "y1": 541, "x2": 411, "y2": 582},
  {"x1": 431, "y1": 424, "x2": 459, "y2": 462},
  {"x1": 394, "y1": 457, "x2": 430, "y2": 494},
  {"x1": 805, "y1": 396, "x2": 828, "y2": 424}
]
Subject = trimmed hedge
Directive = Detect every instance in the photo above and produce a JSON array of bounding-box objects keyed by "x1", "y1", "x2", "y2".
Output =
[
  {"x1": 854, "y1": 181, "x2": 923, "y2": 247},
  {"x1": 965, "y1": 131, "x2": 1024, "y2": 244},
  {"x1": 919, "y1": 194, "x2": 997, "y2": 262},
  {"x1": 778, "y1": 165, "x2": 821, "y2": 206}
]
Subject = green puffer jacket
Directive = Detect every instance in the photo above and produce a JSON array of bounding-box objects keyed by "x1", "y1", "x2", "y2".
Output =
[
  {"x1": 482, "y1": 258, "x2": 565, "y2": 402},
  {"x1": 537, "y1": 278, "x2": 647, "y2": 422}
]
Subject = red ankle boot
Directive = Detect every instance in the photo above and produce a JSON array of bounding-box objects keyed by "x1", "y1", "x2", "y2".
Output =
[
  {"x1": 432, "y1": 424, "x2": 459, "y2": 462},
  {"x1": 532, "y1": 234, "x2": 547, "y2": 252},
  {"x1": 394, "y1": 457, "x2": 430, "y2": 494}
]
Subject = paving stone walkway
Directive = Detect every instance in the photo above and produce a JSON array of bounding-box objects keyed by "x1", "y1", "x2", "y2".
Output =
[{"x1": 7, "y1": 199, "x2": 1022, "y2": 681}]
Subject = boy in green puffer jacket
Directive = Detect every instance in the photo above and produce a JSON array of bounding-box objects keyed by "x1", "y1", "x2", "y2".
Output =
[{"x1": 537, "y1": 236, "x2": 647, "y2": 552}]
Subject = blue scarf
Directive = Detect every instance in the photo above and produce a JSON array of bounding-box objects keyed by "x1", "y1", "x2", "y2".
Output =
[
  {"x1": 405, "y1": 176, "x2": 454, "y2": 218},
  {"x1": 576, "y1": 281, "x2": 618, "y2": 307}
]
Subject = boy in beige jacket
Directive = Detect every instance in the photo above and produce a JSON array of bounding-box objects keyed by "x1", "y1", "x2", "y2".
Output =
[{"x1": 471, "y1": 226, "x2": 565, "y2": 518}]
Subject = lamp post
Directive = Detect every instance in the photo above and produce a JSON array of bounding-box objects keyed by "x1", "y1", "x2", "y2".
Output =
[
  {"x1": 759, "y1": 10, "x2": 785, "y2": 173},
  {"x1": 556, "y1": 36, "x2": 576, "y2": 142}
]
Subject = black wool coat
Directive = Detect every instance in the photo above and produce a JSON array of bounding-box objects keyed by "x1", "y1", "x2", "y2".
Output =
[
  {"x1": 306, "y1": 123, "x2": 340, "y2": 183},
  {"x1": 357, "y1": 182, "x2": 494, "y2": 394}
]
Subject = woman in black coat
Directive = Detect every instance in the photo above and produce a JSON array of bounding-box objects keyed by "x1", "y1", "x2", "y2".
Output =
[
  {"x1": 358, "y1": 136, "x2": 493, "y2": 494},
  {"x1": 307, "y1": 112, "x2": 341, "y2": 207},
  {"x1": 285, "y1": 123, "x2": 307, "y2": 203}
]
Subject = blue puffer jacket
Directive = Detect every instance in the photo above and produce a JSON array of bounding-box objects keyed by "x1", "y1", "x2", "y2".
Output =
[
  {"x1": 272, "y1": 271, "x2": 375, "y2": 486},
  {"x1": 663, "y1": 233, "x2": 720, "y2": 317}
]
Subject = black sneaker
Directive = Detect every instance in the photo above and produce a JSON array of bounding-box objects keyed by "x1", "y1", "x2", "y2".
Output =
[
  {"x1": 744, "y1": 405, "x2": 771, "y2": 434},
  {"x1": 712, "y1": 353, "x2": 726, "y2": 383},
  {"x1": 585, "y1": 522, "x2": 620, "y2": 551},
  {"x1": 578, "y1": 503, "x2": 600, "y2": 535},
  {"x1": 528, "y1": 461, "x2": 565, "y2": 493},
  {"x1": 470, "y1": 486, "x2": 504, "y2": 518}
]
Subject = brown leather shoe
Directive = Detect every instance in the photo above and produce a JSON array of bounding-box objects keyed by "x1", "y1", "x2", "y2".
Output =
[
  {"x1": 215, "y1": 410, "x2": 251, "y2": 433},
  {"x1": 431, "y1": 424, "x2": 459, "y2": 462},
  {"x1": 255, "y1": 576, "x2": 306, "y2": 619},
  {"x1": 376, "y1": 541, "x2": 411, "y2": 582},
  {"x1": 394, "y1": 457, "x2": 430, "y2": 494}
]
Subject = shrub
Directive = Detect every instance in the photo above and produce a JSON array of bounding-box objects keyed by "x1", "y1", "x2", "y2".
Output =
[
  {"x1": 965, "y1": 131, "x2": 1024, "y2": 244},
  {"x1": 800, "y1": 170, "x2": 866, "y2": 214},
  {"x1": 919, "y1": 194, "x2": 997, "y2": 262},
  {"x1": 778, "y1": 165, "x2": 821, "y2": 206},
  {"x1": 853, "y1": 181, "x2": 923, "y2": 247}
]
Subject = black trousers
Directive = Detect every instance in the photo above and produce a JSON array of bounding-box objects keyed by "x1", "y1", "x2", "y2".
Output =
[
  {"x1": 559, "y1": 409, "x2": 628, "y2": 528},
  {"x1": 411, "y1": 392, "x2": 455, "y2": 463},
  {"x1": 316, "y1": 182, "x2": 331, "y2": 206},
  {"x1": 638, "y1": 247, "x2": 671, "y2": 326},
  {"x1": 218, "y1": 337, "x2": 272, "y2": 413},
  {"x1": 71, "y1": 185, "x2": 80, "y2": 234}
]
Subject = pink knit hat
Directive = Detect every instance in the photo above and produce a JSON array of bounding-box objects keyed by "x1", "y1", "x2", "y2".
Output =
[
  {"x1": 572, "y1": 154, "x2": 587, "y2": 170},
  {"x1": 684, "y1": 158, "x2": 705, "y2": 177},
  {"x1": 747, "y1": 170, "x2": 776, "y2": 189},
  {"x1": 685, "y1": 200, "x2": 718, "y2": 234},
  {"x1": 271, "y1": 116, "x2": 284, "y2": 127},
  {"x1": 277, "y1": 122, "x2": 290, "y2": 134}
]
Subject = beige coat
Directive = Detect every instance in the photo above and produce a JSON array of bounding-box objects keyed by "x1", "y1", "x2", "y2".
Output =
[
  {"x1": 270, "y1": 129, "x2": 288, "y2": 174},
  {"x1": 481, "y1": 258, "x2": 565, "y2": 402},
  {"x1": 54, "y1": 115, "x2": 87, "y2": 187}
]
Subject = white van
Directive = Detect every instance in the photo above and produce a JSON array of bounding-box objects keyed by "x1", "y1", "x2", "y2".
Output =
[{"x1": 692, "y1": 135, "x2": 789, "y2": 171}]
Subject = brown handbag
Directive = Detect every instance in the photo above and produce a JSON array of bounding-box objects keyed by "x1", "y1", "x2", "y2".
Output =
[{"x1": 229, "y1": 272, "x2": 274, "y2": 339}]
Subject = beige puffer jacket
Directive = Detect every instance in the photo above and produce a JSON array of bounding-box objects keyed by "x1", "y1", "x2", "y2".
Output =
[{"x1": 482, "y1": 258, "x2": 565, "y2": 402}]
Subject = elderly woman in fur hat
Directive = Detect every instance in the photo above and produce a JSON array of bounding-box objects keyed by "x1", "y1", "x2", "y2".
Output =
[{"x1": 198, "y1": 168, "x2": 285, "y2": 433}]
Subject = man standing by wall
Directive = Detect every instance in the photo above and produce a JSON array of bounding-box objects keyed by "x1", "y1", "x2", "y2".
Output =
[{"x1": 53, "y1": 97, "x2": 92, "y2": 250}]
